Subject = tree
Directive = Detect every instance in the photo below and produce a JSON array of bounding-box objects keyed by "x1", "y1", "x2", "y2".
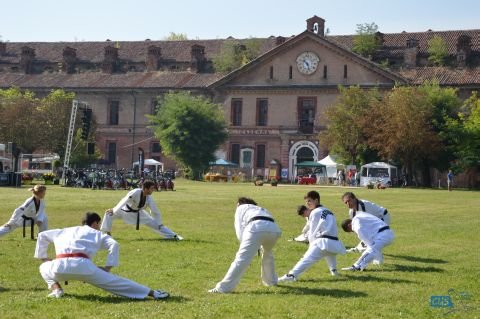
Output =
[
  {"x1": 163, "y1": 32, "x2": 188, "y2": 40},
  {"x1": 37, "y1": 89, "x2": 76, "y2": 159},
  {"x1": 213, "y1": 38, "x2": 262, "y2": 73},
  {"x1": 318, "y1": 85, "x2": 380, "y2": 165},
  {"x1": 352, "y1": 22, "x2": 380, "y2": 58},
  {"x1": 148, "y1": 91, "x2": 227, "y2": 180},
  {"x1": 365, "y1": 86, "x2": 442, "y2": 184},
  {"x1": 0, "y1": 88, "x2": 41, "y2": 154},
  {"x1": 427, "y1": 35, "x2": 448, "y2": 66}
]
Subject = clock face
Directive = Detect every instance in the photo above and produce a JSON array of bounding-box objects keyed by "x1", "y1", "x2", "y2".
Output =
[{"x1": 296, "y1": 51, "x2": 319, "y2": 75}]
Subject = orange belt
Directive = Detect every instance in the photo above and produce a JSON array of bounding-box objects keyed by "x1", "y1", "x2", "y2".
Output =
[{"x1": 56, "y1": 253, "x2": 89, "y2": 259}]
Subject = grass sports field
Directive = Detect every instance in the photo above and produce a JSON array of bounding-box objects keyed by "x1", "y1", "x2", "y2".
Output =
[{"x1": 0, "y1": 180, "x2": 478, "y2": 319}]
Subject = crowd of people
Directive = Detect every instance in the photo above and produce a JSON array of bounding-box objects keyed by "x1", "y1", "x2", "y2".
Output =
[{"x1": 1, "y1": 182, "x2": 395, "y2": 298}]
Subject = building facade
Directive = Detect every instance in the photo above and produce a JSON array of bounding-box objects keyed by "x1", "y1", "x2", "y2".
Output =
[{"x1": 1, "y1": 16, "x2": 479, "y2": 180}]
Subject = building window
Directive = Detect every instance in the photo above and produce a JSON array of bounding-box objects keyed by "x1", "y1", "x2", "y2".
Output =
[
  {"x1": 256, "y1": 144, "x2": 266, "y2": 168},
  {"x1": 297, "y1": 97, "x2": 317, "y2": 134},
  {"x1": 151, "y1": 142, "x2": 161, "y2": 153},
  {"x1": 231, "y1": 99, "x2": 242, "y2": 126},
  {"x1": 107, "y1": 142, "x2": 116, "y2": 164},
  {"x1": 289, "y1": 66, "x2": 293, "y2": 79},
  {"x1": 269, "y1": 66, "x2": 274, "y2": 79},
  {"x1": 323, "y1": 65, "x2": 327, "y2": 79},
  {"x1": 343, "y1": 64, "x2": 348, "y2": 78},
  {"x1": 108, "y1": 100, "x2": 119, "y2": 125},
  {"x1": 230, "y1": 143, "x2": 240, "y2": 164},
  {"x1": 256, "y1": 98, "x2": 268, "y2": 126}
]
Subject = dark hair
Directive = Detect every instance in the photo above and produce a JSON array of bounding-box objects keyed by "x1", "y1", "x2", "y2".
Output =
[
  {"x1": 304, "y1": 190, "x2": 320, "y2": 201},
  {"x1": 297, "y1": 205, "x2": 308, "y2": 216},
  {"x1": 238, "y1": 197, "x2": 257, "y2": 206},
  {"x1": 82, "y1": 212, "x2": 101, "y2": 226},
  {"x1": 143, "y1": 180, "x2": 156, "y2": 189},
  {"x1": 341, "y1": 219, "x2": 352, "y2": 232},
  {"x1": 342, "y1": 192, "x2": 356, "y2": 200}
]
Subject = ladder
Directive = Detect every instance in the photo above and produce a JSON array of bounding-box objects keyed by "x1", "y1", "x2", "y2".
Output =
[{"x1": 61, "y1": 100, "x2": 86, "y2": 184}]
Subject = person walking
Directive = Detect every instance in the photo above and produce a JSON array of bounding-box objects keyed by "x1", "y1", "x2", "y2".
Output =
[
  {"x1": 209, "y1": 197, "x2": 282, "y2": 293},
  {"x1": 447, "y1": 170, "x2": 454, "y2": 191},
  {"x1": 35, "y1": 212, "x2": 170, "y2": 299},
  {"x1": 0, "y1": 185, "x2": 48, "y2": 239},
  {"x1": 100, "y1": 180, "x2": 182, "y2": 239}
]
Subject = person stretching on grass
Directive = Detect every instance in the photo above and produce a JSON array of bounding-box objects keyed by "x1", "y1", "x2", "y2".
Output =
[
  {"x1": 35, "y1": 212, "x2": 170, "y2": 299},
  {"x1": 340, "y1": 212, "x2": 394, "y2": 271},
  {"x1": 101, "y1": 180, "x2": 182, "y2": 240},
  {"x1": 279, "y1": 191, "x2": 345, "y2": 282},
  {"x1": 0, "y1": 185, "x2": 48, "y2": 239},
  {"x1": 209, "y1": 197, "x2": 282, "y2": 293}
]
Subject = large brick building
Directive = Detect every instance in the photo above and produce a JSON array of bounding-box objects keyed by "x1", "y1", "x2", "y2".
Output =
[{"x1": 1, "y1": 16, "x2": 479, "y2": 180}]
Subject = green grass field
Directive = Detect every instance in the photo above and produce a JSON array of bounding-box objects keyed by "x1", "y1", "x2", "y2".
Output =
[{"x1": 0, "y1": 181, "x2": 478, "y2": 319}]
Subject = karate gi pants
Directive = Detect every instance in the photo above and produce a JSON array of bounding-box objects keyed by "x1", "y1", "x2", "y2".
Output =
[
  {"x1": 214, "y1": 231, "x2": 280, "y2": 293},
  {"x1": 101, "y1": 211, "x2": 176, "y2": 238},
  {"x1": 39, "y1": 258, "x2": 150, "y2": 299},
  {"x1": 354, "y1": 229, "x2": 394, "y2": 270},
  {"x1": 0, "y1": 216, "x2": 48, "y2": 238},
  {"x1": 289, "y1": 244, "x2": 338, "y2": 278}
]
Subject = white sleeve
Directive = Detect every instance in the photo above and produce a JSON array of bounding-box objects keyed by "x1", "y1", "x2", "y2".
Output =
[
  {"x1": 147, "y1": 197, "x2": 162, "y2": 225},
  {"x1": 234, "y1": 207, "x2": 244, "y2": 242},
  {"x1": 34, "y1": 229, "x2": 63, "y2": 259},
  {"x1": 35, "y1": 200, "x2": 47, "y2": 223},
  {"x1": 307, "y1": 213, "x2": 322, "y2": 243},
  {"x1": 7, "y1": 198, "x2": 32, "y2": 224},
  {"x1": 100, "y1": 234, "x2": 119, "y2": 267}
]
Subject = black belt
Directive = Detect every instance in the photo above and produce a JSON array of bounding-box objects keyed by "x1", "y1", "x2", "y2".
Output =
[
  {"x1": 248, "y1": 216, "x2": 275, "y2": 224},
  {"x1": 22, "y1": 215, "x2": 35, "y2": 240},
  {"x1": 383, "y1": 209, "x2": 388, "y2": 215},
  {"x1": 319, "y1": 234, "x2": 338, "y2": 240},
  {"x1": 122, "y1": 205, "x2": 141, "y2": 230},
  {"x1": 378, "y1": 226, "x2": 390, "y2": 233}
]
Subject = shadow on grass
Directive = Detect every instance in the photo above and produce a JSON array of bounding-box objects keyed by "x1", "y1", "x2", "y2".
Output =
[
  {"x1": 129, "y1": 238, "x2": 216, "y2": 244},
  {"x1": 342, "y1": 274, "x2": 416, "y2": 284},
  {"x1": 383, "y1": 264, "x2": 445, "y2": 273},
  {"x1": 266, "y1": 286, "x2": 368, "y2": 298},
  {"x1": 70, "y1": 294, "x2": 190, "y2": 303},
  {"x1": 385, "y1": 254, "x2": 448, "y2": 264}
]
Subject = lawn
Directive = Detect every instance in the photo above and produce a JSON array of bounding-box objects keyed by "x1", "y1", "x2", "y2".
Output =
[{"x1": 0, "y1": 181, "x2": 478, "y2": 319}]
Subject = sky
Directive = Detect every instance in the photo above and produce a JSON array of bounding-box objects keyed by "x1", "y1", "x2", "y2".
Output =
[{"x1": 1, "y1": 0, "x2": 479, "y2": 42}]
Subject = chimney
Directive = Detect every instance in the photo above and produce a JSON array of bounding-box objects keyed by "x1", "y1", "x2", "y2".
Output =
[
  {"x1": 456, "y1": 35, "x2": 471, "y2": 68},
  {"x1": 62, "y1": 47, "x2": 77, "y2": 73},
  {"x1": 275, "y1": 36, "x2": 286, "y2": 45},
  {"x1": 102, "y1": 45, "x2": 119, "y2": 73},
  {"x1": 404, "y1": 38, "x2": 419, "y2": 68},
  {"x1": 191, "y1": 44, "x2": 206, "y2": 72},
  {"x1": 0, "y1": 42, "x2": 6, "y2": 55},
  {"x1": 146, "y1": 45, "x2": 162, "y2": 71},
  {"x1": 306, "y1": 16, "x2": 325, "y2": 36},
  {"x1": 20, "y1": 46, "x2": 35, "y2": 74}
]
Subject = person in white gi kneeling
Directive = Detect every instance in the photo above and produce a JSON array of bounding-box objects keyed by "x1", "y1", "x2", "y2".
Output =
[
  {"x1": 0, "y1": 185, "x2": 48, "y2": 239},
  {"x1": 35, "y1": 212, "x2": 169, "y2": 299},
  {"x1": 340, "y1": 212, "x2": 394, "y2": 271},
  {"x1": 279, "y1": 190, "x2": 346, "y2": 282},
  {"x1": 209, "y1": 197, "x2": 282, "y2": 293},
  {"x1": 101, "y1": 180, "x2": 182, "y2": 240}
]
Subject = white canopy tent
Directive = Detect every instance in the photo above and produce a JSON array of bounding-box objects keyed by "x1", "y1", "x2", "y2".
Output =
[
  {"x1": 133, "y1": 158, "x2": 164, "y2": 171},
  {"x1": 318, "y1": 155, "x2": 343, "y2": 178}
]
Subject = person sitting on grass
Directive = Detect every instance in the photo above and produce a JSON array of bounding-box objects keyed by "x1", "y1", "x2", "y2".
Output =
[{"x1": 35, "y1": 212, "x2": 169, "y2": 300}]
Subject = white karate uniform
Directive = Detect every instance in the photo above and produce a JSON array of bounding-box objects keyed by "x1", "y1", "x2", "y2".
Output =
[
  {"x1": 289, "y1": 206, "x2": 346, "y2": 278},
  {"x1": 100, "y1": 188, "x2": 177, "y2": 238},
  {"x1": 214, "y1": 204, "x2": 282, "y2": 293},
  {"x1": 351, "y1": 212, "x2": 394, "y2": 270},
  {"x1": 35, "y1": 225, "x2": 151, "y2": 299},
  {"x1": 0, "y1": 197, "x2": 48, "y2": 238},
  {"x1": 348, "y1": 199, "x2": 390, "y2": 225}
]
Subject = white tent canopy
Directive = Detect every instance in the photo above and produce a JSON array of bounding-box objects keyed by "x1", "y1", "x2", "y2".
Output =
[
  {"x1": 360, "y1": 162, "x2": 398, "y2": 186},
  {"x1": 133, "y1": 158, "x2": 164, "y2": 171},
  {"x1": 318, "y1": 155, "x2": 343, "y2": 178}
]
